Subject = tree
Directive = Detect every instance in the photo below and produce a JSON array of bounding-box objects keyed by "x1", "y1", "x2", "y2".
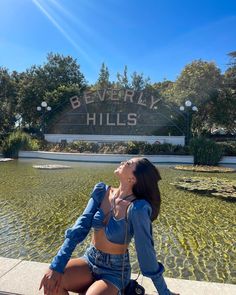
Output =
[
  {"x1": 95, "y1": 62, "x2": 111, "y2": 89},
  {"x1": 152, "y1": 80, "x2": 174, "y2": 103},
  {"x1": 0, "y1": 68, "x2": 19, "y2": 140},
  {"x1": 207, "y1": 89, "x2": 236, "y2": 133},
  {"x1": 166, "y1": 60, "x2": 223, "y2": 134},
  {"x1": 172, "y1": 60, "x2": 222, "y2": 105},
  {"x1": 228, "y1": 51, "x2": 236, "y2": 62},
  {"x1": 215, "y1": 51, "x2": 236, "y2": 133},
  {"x1": 39, "y1": 53, "x2": 86, "y2": 90},
  {"x1": 130, "y1": 71, "x2": 150, "y2": 91},
  {"x1": 18, "y1": 53, "x2": 86, "y2": 130},
  {"x1": 225, "y1": 51, "x2": 236, "y2": 96},
  {"x1": 17, "y1": 67, "x2": 45, "y2": 128},
  {"x1": 185, "y1": 56, "x2": 236, "y2": 135},
  {"x1": 117, "y1": 65, "x2": 130, "y2": 88}
]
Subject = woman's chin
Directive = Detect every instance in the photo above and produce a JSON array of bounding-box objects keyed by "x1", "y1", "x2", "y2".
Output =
[{"x1": 114, "y1": 169, "x2": 120, "y2": 175}]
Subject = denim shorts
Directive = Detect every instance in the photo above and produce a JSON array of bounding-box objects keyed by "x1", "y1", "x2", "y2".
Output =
[{"x1": 81, "y1": 244, "x2": 131, "y2": 293}]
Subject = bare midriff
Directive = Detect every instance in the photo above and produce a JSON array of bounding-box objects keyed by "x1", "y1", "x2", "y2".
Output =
[{"x1": 91, "y1": 228, "x2": 128, "y2": 254}]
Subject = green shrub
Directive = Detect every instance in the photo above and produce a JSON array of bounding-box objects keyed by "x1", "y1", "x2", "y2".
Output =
[
  {"x1": 98, "y1": 143, "x2": 112, "y2": 154},
  {"x1": 141, "y1": 143, "x2": 154, "y2": 154},
  {"x1": 69, "y1": 141, "x2": 99, "y2": 153},
  {"x1": 172, "y1": 144, "x2": 190, "y2": 155},
  {"x1": 24, "y1": 138, "x2": 40, "y2": 151},
  {"x1": 135, "y1": 142, "x2": 189, "y2": 155},
  {"x1": 98, "y1": 142, "x2": 128, "y2": 154},
  {"x1": 124, "y1": 141, "x2": 189, "y2": 155},
  {"x1": 2, "y1": 131, "x2": 39, "y2": 158},
  {"x1": 154, "y1": 143, "x2": 173, "y2": 154},
  {"x1": 189, "y1": 137, "x2": 223, "y2": 166},
  {"x1": 126, "y1": 141, "x2": 140, "y2": 154},
  {"x1": 36, "y1": 140, "x2": 190, "y2": 155}
]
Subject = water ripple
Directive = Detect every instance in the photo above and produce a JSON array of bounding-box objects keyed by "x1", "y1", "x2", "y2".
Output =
[{"x1": 0, "y1": 160, "x2": 235, "y2": 284}]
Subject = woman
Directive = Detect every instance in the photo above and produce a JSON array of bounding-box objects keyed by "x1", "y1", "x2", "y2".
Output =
[{"x1": 40, "y1": 157, "x2": 178, "y2": 295}]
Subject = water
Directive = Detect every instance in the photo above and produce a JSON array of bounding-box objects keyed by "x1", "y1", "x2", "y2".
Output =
[{"x1": 0, "y1": 159, "x2": 235, "y2": 284}]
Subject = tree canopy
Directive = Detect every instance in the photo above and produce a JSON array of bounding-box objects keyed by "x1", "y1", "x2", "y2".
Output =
[
  {"x1": 18, "y1": 53, "x2": 86, "y2": 130},
  {"x1": 0, "y1": 68, "x2": 19, "y2": 138}
]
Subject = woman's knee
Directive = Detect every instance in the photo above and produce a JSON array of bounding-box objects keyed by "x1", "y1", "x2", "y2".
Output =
[
  {"x1": 61, "y1": 258, "x2": 94, "y2": 292},
  {"x1": 85, "y1": 280, "x2": 118, "y2": 295}
]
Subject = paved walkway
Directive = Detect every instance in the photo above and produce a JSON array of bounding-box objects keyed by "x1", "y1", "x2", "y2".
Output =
[{"x1": 0, "y1": 257, "x2": 235, "y2": 295}]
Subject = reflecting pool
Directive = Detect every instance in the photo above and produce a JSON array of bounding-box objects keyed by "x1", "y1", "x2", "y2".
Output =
[{"x1": 0, "y1": 159, "x2": 235, "y2": 284}]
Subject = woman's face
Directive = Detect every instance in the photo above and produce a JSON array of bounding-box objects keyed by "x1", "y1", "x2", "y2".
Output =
[{"x1": 114, "y1": 158, "x2": 139, "y2": 182}]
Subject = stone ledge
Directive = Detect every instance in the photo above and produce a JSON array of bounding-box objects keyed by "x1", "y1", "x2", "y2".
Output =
[
  {"x1": 17, "y1": 151, "x2": 236, "y2": 166},
  {"x1": 0, "y1": 257, "x2": 235, "y2": 295}
]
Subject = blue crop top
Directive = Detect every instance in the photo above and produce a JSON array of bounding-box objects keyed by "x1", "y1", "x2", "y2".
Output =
[
  {"x1": 50, "y1": 182, "x2": 171, "y2": 295},
  {"x1": 91, "y1": 183, "x2": 137, "y2": 244}
]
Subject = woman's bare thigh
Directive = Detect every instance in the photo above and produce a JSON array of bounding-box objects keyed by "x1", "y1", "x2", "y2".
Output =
[
  {"x1": 61, "y1": 258, "x2": 94, "y2": 292},
  {"x1": 85, "y1": 280, "x2": 118, "y2": 295}
]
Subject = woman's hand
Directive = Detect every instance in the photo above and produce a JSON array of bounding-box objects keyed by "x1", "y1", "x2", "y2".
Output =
[{"x1": 39, "y1": 268, "x2": 63, "y2": 294}]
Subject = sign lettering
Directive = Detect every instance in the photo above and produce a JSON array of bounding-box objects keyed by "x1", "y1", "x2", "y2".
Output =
[
  {"x1": 48, "y1": 88, "x2": 177, "y2": 136},
  {"x1": 71, "y1": 88, "x2": 162, "y2": 110},
  {"x1": 85, "y1": 113, "x2": 137, "y2": 126}
]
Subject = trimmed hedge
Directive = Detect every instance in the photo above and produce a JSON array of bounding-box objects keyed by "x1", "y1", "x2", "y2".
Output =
[{"x1": 189, "y1": 137, "x2": 223, "y2": 166}]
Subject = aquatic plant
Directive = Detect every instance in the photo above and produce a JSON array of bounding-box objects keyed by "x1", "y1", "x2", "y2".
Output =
[
  {"x1": 171, "y1": 177, "x2": 236, "y2": 200},
  {"x1": 173, "y1": 165, "x2": 235, "y2": 173}
]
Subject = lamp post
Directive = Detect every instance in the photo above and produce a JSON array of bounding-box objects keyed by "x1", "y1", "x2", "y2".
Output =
[
  {"x1": 36, "y1": 101, "x2": 51, "y2": 139},
  {"x1": 179, "y1": 100, "x2": 198, "y2": 145}
]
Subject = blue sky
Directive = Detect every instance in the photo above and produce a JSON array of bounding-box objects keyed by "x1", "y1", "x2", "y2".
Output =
[{"x1": 0, "y1": 0, "x2": 236, "y2": 84}]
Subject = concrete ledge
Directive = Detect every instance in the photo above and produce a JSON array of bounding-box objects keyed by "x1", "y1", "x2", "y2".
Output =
[
  {"x1": 19, "y1": 151, "x2": 194, "y2": 164},
  {"x1": 219, "y1": 156, "x2": 236, "y2": 165},
  {"x1": 0, "y1": 257, "x2": 235, "y2": 295},
  {"x1": 18, "y1": 151, "x2": 236, "y2": 166},
  {"x1": 0, "y1": 158, "x2": 13, "y2": 162}
]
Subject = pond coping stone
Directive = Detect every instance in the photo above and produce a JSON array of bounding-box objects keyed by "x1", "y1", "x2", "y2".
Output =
[
  {"x1": 0, "y1": 158, "x2": 13, "y2": 162},
  {"x1": 32, "y1": 164, "x2": 71, "y2": 169},
  {"x1": 17, "y1": 151, "x2": 236, "y2": 166},
  {"x1": 0, "y1": 257, "x2": 235, "y2": 295}
]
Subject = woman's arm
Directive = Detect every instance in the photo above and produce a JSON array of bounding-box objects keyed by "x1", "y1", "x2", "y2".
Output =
[
  {"x1": 130, "y1": 201, "x2": 172, "y2": 295},
  {"x1": 50, "y1": 182, "x2": 107, "y2": 273}
]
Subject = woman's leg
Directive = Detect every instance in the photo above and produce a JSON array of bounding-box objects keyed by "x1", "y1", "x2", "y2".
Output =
[
  {"x1": 85, "y1": 280, "x2": 119, "y2": 295},
  {"x1": 55, "y1": 258, "x2": 94, "y2": 295}
]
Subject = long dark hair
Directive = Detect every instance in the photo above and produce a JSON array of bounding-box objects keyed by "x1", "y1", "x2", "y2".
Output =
[{"x1": 132, "y1": 158, "x2": 161, "y2": 221}]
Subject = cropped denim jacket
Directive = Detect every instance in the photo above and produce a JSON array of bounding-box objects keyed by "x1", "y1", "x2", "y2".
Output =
[{"x1": 50, "y1": 182, "x2": 171, "y2": 295}]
